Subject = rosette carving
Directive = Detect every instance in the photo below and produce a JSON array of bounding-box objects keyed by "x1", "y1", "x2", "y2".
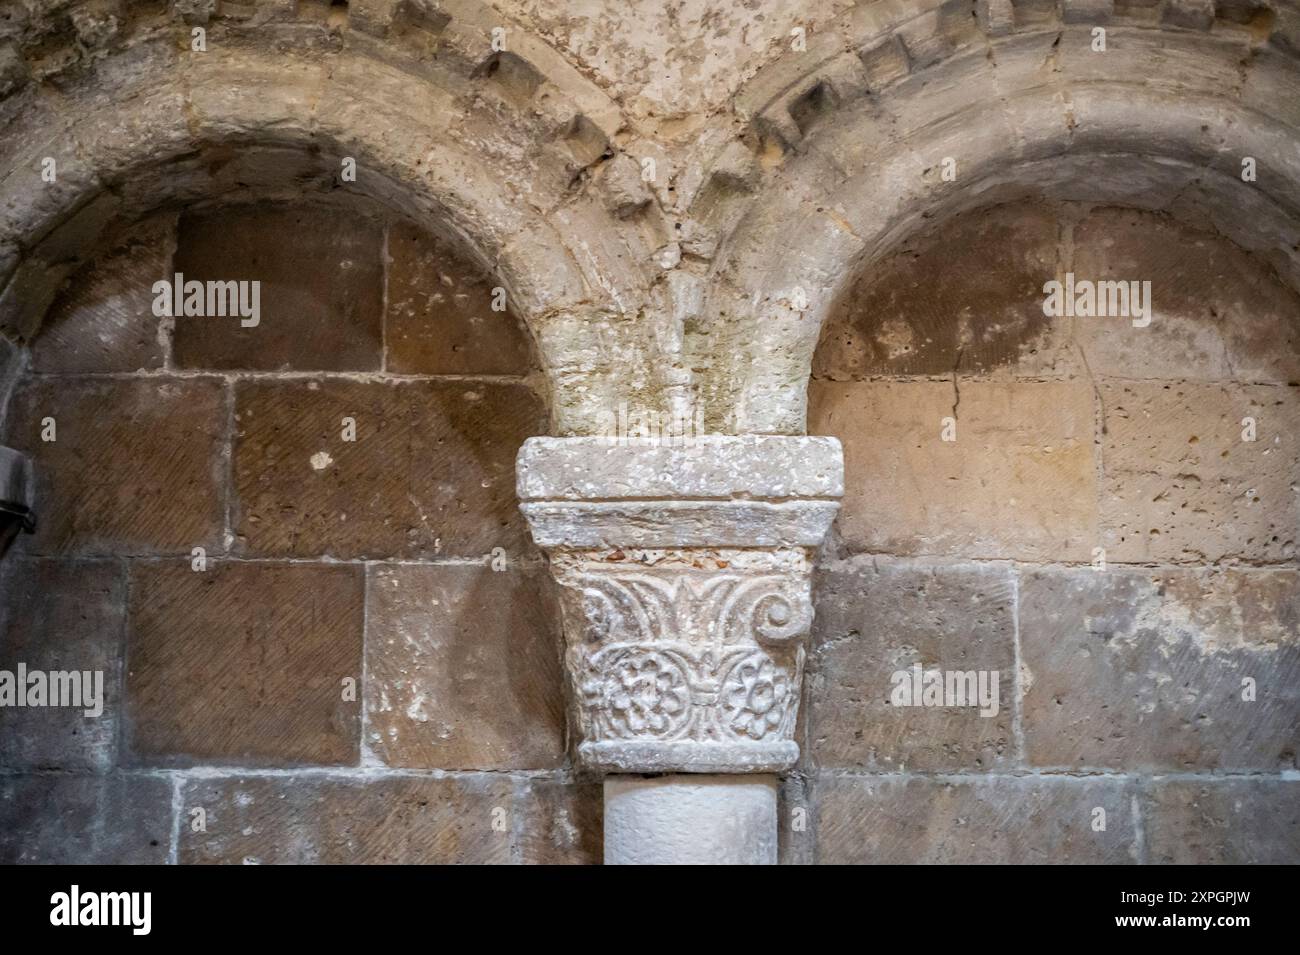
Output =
[
  {"x1": 550, "y1": 552, "x2": 815, "y2": 768},
  {"x1": 583, "y1": 647, "x2": 693, "y2": 739},
  {"x1": 720, "y1": 652, "x2": 796, "y2": 740}
]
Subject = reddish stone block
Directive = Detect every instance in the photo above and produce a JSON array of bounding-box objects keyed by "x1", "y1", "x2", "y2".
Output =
[
  {"x1": 233, "y1": 378, "x2": 545, "y2": 558},
  {"x1": 385, "y1": 220, "x2": 533, "y2": 376},
  {"x1": 126, "y1": 560, "x2": 363, "y2": 767},
  {"x1": 365, "y1": 563, "x2": 565, "y2": 769},
  {"x1": 30, "y1": 215, "x2": 171, "y2": 373},
  {"x1": 179, "y1": 773, "x2": 517, "y2": 864},
  {"x1": 172, "y1": 203, "x2": 383, "y2": 371},
  {"x1": 3, "y1": 377, "x2": 225, "y2": 556},
  {"x1": 809, "y1": 559, "x2": 1017, "y2": 772}
]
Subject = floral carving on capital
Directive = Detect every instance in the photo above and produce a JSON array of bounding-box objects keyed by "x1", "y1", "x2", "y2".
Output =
[{"x1": 547, "y1": 549, "x2": 815, "y2": 772}]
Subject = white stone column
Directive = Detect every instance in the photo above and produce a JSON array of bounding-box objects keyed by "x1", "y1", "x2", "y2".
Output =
[
  {"x1": 516, "y1": 435, "x2": 842, "y2": 864},
  {"x1": 604, "y1": 775, "x2": 778, "y2": 865}
]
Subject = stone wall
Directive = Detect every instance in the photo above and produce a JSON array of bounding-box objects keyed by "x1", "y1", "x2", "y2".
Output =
[
  {"x1": 0, "y1": 0, "x2": 1297, "y2": 865},
  {"x1": 3, "y1": 194, "x2": 1294, "y2": 864},
  {"x1": 0, "y1": 199, "x2": 601, "y2": 864},
  {"x1": 797, "y1": 201, "x2": 1299, "y2": 864}
]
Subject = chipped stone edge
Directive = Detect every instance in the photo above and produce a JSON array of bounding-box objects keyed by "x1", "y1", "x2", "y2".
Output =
[
  {"x1": 582, "y1": 740, "x2": 801, "y2": 774},
  {"x1": 521, "y1": 500, "x2": 838, "y2": 549}
]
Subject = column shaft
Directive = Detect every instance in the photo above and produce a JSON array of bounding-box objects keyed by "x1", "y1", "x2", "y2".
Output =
[{"x1": 604, "y1": 775, "x2": 778, "y2": 865}]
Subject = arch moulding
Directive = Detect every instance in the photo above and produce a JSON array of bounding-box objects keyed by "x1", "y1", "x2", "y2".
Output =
[{"x1": 685, "y1": 0, "x2": 1300, "y2": 434}]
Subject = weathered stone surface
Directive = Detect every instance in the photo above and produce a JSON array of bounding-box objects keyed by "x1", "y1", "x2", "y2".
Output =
[
  {"x1": 517, "y1": 435, "x2": 845, "y2": 501},
  {"x1": 1020, "y1": 567, "x2": 1300, "y2": 771},
  {"x1": 518, "y1": 436, "x2": 844, "y2": 776},
  {"x1": 976, "y1": 0, "x2": 1015, "y2": 35},
  {"x1": 126, "y1": 560, "x2": 363, "y2": 767},
  {"x1": 1099, "y1": 381, "x2": 1299, "y2": 564},
  {"x1": 598, "y1": 153, "x2": 654, "y2": 218},
  {"x1": 518, "y1": 435, "x2": 843, "y2": 549},
  {"x1": 522, "y1": 499, "x2": 839, "y2": 550},
  {"x1": 1062, "y1": 0, "x2": 1114, "y2": 23},
  {"x1": 0, "y1": 43, "x2": 28, "y2": 97},
  {"x1": 0, "y1": 195, "x2": 120, "y2": 342},
  {"x1": 0, "y1": 332, "x2": 21, "y2": 413},
  {"x1": 1146, "y1": 779, "x2": 1300, "y2": 864},
  {"x1": 810, "y1": 379, "x2": 1098, "y2": 561},
  {"x1": 777, "y1": 774, "x2": 815, "y2": 865},
  {"x1": 0, "y1": 445, "x2": 33, "y2": 556},
  {"x1": 69, "y1": 1, "x2": 123, "y2": 47},
  {"x1": 549, "y1": 547, "x2": 812, "y2": 774},
  {"x1": 0, "y1": 558, "x2": 123, "y2": 771},
  {"x1": 2, "y1": 378, "x2": 225, "y2": 556},
  {"x1": 1072, "y1": 208, "x2": 1300, "y2": 383},
  {"x1": 1162, "y1": 0, "x2": 1216, "y2": 30},
  {"x1": 384, "y1": 220, "x2": 533, "y2": 376},
  {"x1": 856, "y1": 34, "x2": 912, "y2": 88},
  {"x1": 518, "y1": 777, "x2": 603, "y2": 864},
  {"x1": 809, "y1": 559, "x2": 1017, "y2": 771},
  {"x1": 179, "y1": 773, "x2": 517, "y2": 864},
  {"x1": 347, "y1": 0, "x2": 398, "y2": 36},
  {"x1": 0, "y1": 773, "x2": 172, "y2": 864},
  {"x1": 501, "y1": 0, "x2": 840, "y2": 124},
  {"x1": 697, "y1": 16, "x2": 1300, "y2": 436},
  {"x1": 233, "y1": 378, "x2": 545, "y2": 558},
  {"x1": 30, "y1": 216, "x2": 171, "y2": 374},
  {"x1": 175, "y1": 0, "x2": 216, "y2": 27},
  {"x1": 365, "y1": 563, "x2": 565, "y2": 770},
  {"x1": 815, "y1": 776, "x2": 1140, "y2": 863},
  {"x1": 814, "y1": 201, "x2": 1300, "y2": 388},
  {"x1": 814, "y1": 202, "x2": 1067, "y2": 379},
  {"x1": 172, "y1": 204, "x2": 384, "y2": 371}
]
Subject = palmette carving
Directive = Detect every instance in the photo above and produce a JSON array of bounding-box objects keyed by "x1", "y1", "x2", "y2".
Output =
[
  {"x1": 553, "y1": 551, "x2": 811, "y2": 752},
  {"x1": 567, "y1": 564, "x2": 813, "y2": 646}
]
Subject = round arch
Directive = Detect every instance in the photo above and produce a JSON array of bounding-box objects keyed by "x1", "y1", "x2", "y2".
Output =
[
  {"x1": 689, "y1": 1, "x2": 1300, "y2": 433},
  {"x1": 0, "y1": 1, "x2": 660, "y2": 432}
]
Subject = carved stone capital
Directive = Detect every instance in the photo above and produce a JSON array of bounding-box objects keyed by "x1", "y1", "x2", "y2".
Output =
[{"x1": 517, "y1": 436, "x2": 843, "y2": 774}]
